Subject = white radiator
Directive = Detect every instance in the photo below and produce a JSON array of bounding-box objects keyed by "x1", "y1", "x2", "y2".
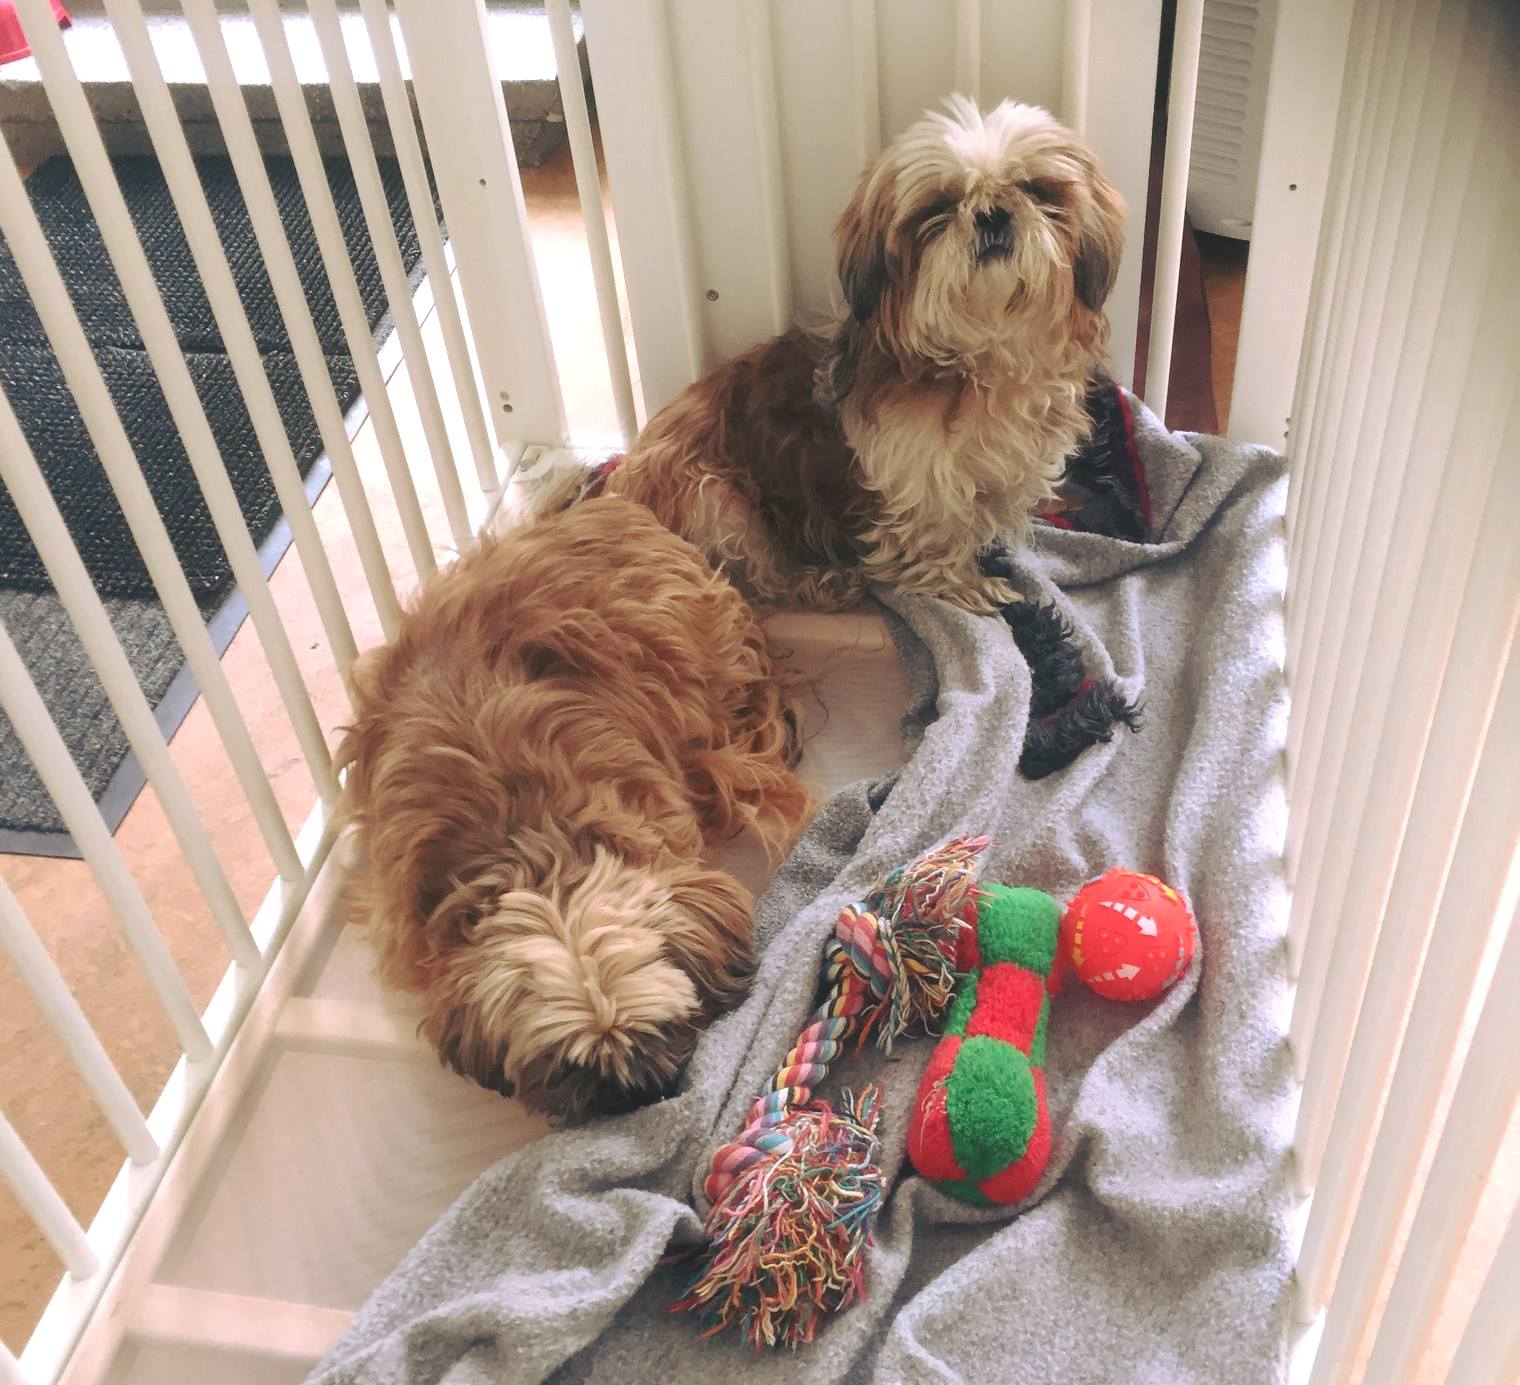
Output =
[{"x1": 1187, "y1": 0, "x2": 1276, "y2": 238}]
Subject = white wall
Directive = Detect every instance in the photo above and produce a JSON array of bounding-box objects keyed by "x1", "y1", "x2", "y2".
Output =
[{"x1": 585, "y1": 0, "x2": 1161, "y2": 418}]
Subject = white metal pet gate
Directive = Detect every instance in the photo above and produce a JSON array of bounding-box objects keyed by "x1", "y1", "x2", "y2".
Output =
[{"x1": 0, "y1": 0, "x2": 1514, "y2": 1381}]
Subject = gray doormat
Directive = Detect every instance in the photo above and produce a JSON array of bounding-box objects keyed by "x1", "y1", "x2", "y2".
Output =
[{"x1": 0, "y1": 154, "x2": 430, "y2": 856}]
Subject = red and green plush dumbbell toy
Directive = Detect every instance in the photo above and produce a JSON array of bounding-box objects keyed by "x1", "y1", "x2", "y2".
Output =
[
  {"x1": 908, "y1": 871, "x2": 1197, "y2": 1205},
  {"x1": 907, "y1": 884, "x2": 1061, "y2": 1206}
]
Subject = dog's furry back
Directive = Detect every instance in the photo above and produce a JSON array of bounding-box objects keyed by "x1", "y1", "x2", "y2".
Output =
[{"x1": 336, "y1": 498, "x2": 813, "y2": 1120}]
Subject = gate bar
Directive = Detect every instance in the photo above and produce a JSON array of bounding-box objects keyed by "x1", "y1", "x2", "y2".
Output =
[
  {"x1": 357, "y1": 0, "x2": 500, "y2": 492},
  {"x1": 179, "y1": 0, "x2": 404, "y2": 640},
  {"x1": 0, "y1": 620, "x2": 211, "y2": 1060},
  {"x1": 0, "y1": 393, "x2": 257, "y2": 969},
  {"x1": 1143, "y1": 0, "x2": 1204, "y2": 419},
  {"x1": 546, "y1": 0, "x2": 639, "y2": 441},
  {"x1": 0, "y1": 1111, "x2": 98, "y2": 1280},
  {"x1": 100, "y1": 0, "x2": 360, "y2": 677},
  {"x1": 307, "y1": 0, "x2": 472, "y2": 548},
  {"x1": 0, "y1": 138, "x2": 301, "y2": 883},
  {"x1": 15, "y1": 0, "x2": 339, "y2": 809},
  {"x1": 0, "y1": 874, "x2": 158, "y2": 1165},
  {"x1": 247, "y1": 0, "x2": 438, "y2": 585}
]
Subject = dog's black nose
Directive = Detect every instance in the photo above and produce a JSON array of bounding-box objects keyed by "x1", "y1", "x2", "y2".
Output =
[
  {"x1": 975, "y1": 206, "x2": 1014, "y2": 261},
  {"x1": 975, "y1": 206, "x2": 1012, "y2": 236}
]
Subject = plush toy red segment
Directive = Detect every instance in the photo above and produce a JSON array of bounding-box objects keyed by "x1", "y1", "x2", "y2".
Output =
[
  {"x1": 965, "y1": 963, "x2": 1046, "y2": 1050},
  {"x1": 906, "y1": 1036, "x2": 966, "y2": 1182}
]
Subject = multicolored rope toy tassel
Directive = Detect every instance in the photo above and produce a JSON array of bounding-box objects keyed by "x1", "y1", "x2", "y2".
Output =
[{"x1": 673, "y1": 836, "x2": 990, "y2": 1350}]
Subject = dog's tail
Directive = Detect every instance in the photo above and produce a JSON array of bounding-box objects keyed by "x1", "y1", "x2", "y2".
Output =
[{"x1": 423, "y1": 851, "x2": 755, "y2": 1120}]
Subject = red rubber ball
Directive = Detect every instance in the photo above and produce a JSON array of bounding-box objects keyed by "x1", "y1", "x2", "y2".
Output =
[{"x1": 1063, "y1": 869, "x2": 1196, "y2": 1001}]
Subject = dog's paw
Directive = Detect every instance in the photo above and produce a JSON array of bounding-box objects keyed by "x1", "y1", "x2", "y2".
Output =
[{"x1": 951, "y1": 573, "x2": 1023, "y2": 616}]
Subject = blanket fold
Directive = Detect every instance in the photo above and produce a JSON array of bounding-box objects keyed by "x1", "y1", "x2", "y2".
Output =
[{"x1": 310, "y1": 397, "x2": 1294, "y2": 1385}]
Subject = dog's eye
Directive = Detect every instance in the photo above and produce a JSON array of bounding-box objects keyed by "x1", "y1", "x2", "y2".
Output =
[
  {"x1": 1021, "y1": 179, "x2": 1067, "y2": 208},
  {"x1": 915, "y1": 198, "x2": 959, "y2": 241}
]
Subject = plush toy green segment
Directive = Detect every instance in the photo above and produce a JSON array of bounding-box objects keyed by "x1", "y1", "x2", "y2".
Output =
[
  {"x1": 944, "y1": 970, "x2": 980, "y2": 1038},
  {"x1": 976, "y1": 887, "x2": 1061, "y2": 973},
  {"x1": 944, "y1": 1036, "x2": 1039, "y2": 1180},
  {"x1": 1030, "y1": 1001, "x2": 1049, "y2": 1068}
]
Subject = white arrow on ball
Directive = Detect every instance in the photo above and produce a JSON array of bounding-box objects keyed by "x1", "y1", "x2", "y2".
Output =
[
  {"x1": 1115, "y1": 963, "x2": 1140, "y2": 979},
  {"x1": 1101, "y1": 900, "x2": 1158, "y2": 935}
]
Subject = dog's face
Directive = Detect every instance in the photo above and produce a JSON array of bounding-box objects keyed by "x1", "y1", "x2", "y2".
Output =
[
  {"x1": 835, "y1": 97, "x2": 1126, "y2": 367},
  {"x1": 423, "y1": 852, "x2": 756, "y2": 1123}
]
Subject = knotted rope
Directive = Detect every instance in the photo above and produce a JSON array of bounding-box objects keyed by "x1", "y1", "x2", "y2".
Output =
[{"x1": 674, "y1": 836, "x2": 989, "y2": 1350}]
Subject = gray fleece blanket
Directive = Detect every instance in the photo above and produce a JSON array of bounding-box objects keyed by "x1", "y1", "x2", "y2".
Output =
[{"x1": 312, "y1": 398, "x2": 1295, "y2": 1385}]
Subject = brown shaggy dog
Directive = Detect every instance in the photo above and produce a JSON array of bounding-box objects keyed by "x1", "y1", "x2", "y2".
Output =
[
  {"x1": 336, "y1": 498, "x2": 814, "y2": 1122},
  {"x1": 591, "y1": 97, "x2": 1126, "y2": 614}
]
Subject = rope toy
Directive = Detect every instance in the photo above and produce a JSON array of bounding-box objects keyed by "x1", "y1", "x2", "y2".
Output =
[{"x1": 673, "y1": 835, "x2": 991, "y2": 1350}]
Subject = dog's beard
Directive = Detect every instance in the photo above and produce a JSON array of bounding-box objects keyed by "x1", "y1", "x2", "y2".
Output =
[{"x1": 899, "y1": 202, "x2": 1069, "y2": 369}]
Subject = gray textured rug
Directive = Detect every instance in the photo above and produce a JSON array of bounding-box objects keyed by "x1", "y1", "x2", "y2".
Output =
[{"x1": 0, "y1": 154, "x2": 428, "y2": 854}]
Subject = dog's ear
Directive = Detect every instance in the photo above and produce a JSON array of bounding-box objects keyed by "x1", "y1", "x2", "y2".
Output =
[
  {"x1": 654, "y1": 866, "x2": 756, "y2": 1011},
  {"x1": 836, "y1": 188, "x2": 890, "y2": 324},
  {"x1": 1072, "y1": 165, "x2": 1127, "y2": 312}
]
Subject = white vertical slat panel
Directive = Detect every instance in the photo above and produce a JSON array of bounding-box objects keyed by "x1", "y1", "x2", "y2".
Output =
[
  {"x1": 745, "y1": 0, "x2": 794, "y2": 336},
  {"x1": 1287, "y1": 5, "x2": 1456, "y2": 885},
  {"x1": 0, "y1": 142, "x2": 301, "y2": 884},
  {"x1": 544, "y1": 0, "x2": 640, "y2": 442},
  {"x1": 1072, "y1": 0, "x2": 1163, "y2": 387},
  {"x1": 0, "y1": 397, "x2": 257, "y2": 970},
  {"x1": 1282, "y1": 0, "x2": 1495, "y2": 1039},
  {"x1": 98, "y1": 0, "x2": 359, "y2": 678},
  {"x1": 357, "y1": 0, "x2": 501, "y2": 491},
  {"x1": 1285, "y1": 0, "x2": 1461, "y2": 860},
  {"x1": 1303, "y1": 647, "x2": 1518, "y2": 1375},
  {"x1": 663, "y1": 0, "x2": 788, "y2": 359},
  {"x1": 1228, "y1": 0, "x2": 1357, "y2": 447},
  {"x1": 305, "y1": 0, "x2": 472, "y2": 549},
  {"x1": 1060, "y1": 0, "x2": 1092, "y2": 133},
  {"x1": 1445, "y1": 1209, "x2": 1520, "y2": 1385},
  {"x1": 1356, "y1": 907, "x2": 1520, "y2": 1384},
  {"x1": 850, "y1": 0, "x2": 883, "y2": 163},
  {"x1": 979, "y1": 1, "x2": 1064, "y2": 124},
  {"x1": 1283, "y1": 0, "x2": 1390, "y2": 574},
  {"x1": 0, "y1": 874, "x2": 156, "y2": 1165},
  {"x1": 0, "y1": 622, "x2": 210, "y2": 1060},
  {"x1": 393, "y1": 0, "x2": 568, "y2": 450},
  {"x1": 579, "y1": 0, "x2": 705, "y2": 414},
  {"x1": 13, "y1": 0, "x2": 340, "y2": 810},
  {"x1": 1293, "y1": 416, "x2": 1517, "y2": 1216},
  {"x1": 1142, "y1": 0, "x2": 1205, "y2": 420},
  {"x1": 245, "y1": 0, "x2": 438, "y2": 585},
  {"x1": 177, "y1": 0, "x2": 403, "y2": 640},
  {"x1": 954, "y1": 0, "x2": 981, "y2": 101},
  {"x1": 0, "y1": 1111, "x2": 97, "y2": 1279},
  {"x1": 1283, "y1": 0, "x2": 1414, "y2": 728},
  {"x1": 771, "y1": 2, "x2": 876, "y2": 317},
  {"x1": 1281, "y1": 0, "x2": 1385, "y2": 596},
  {"x1": 874, "y1": 0, "x2": 956, "y2": 142}
]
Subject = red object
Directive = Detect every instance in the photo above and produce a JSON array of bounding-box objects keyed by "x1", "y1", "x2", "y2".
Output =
[
  {"x1": 0, "y1": 1, "x2": 71, "y2": 66},
  {"x1": 1063, "y1": 869, "x2": 1196, "y2": 1001},
  {"x1": 906, "y1": 1035, "x2": 965, "y2": 1182}
]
